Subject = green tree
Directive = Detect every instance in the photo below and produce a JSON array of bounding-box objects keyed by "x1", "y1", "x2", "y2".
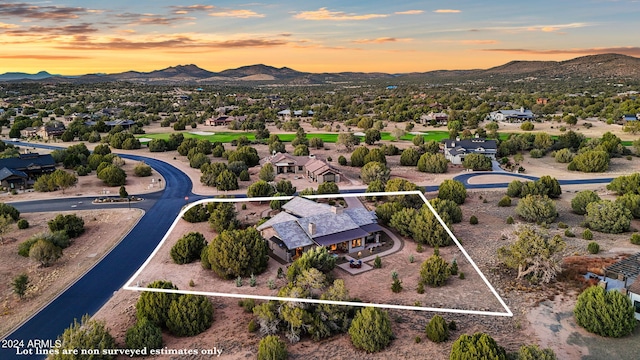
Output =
[
  {"x1": 93, "y1": 143, "x2": 111, "y2": 156},
  {"x1": 574, "y1": 286, "x2": 636, "y2": 337},
  {"x1": 207, "y1": 227, "x2": 269, "y2": 279},
  {"x1": 29, "y1": 239, "x2": 62, "y2": 267},
  {"x1": 585, "y1": 200, "x2": 632, "y2": 233},
  {"x1": 364, "y1": 129, "x2": 381, "y2": 145},
  {"x1": 182, "y1": 204, "x2": 209, "y2": 223},
  {"x1": 11, "y1": 274, "x2": 29, "y2": 300},
  {"x1": 293, "y1": 144, "x2": 309, "y2": 156},
  {"x1": 554, "y1": 148, "x2": 574, "y2": 163},
  {"x1": 570, "y1": 150, "x2": 609, "y2": 172},
  {"x1": 136, "y1": 280, "x2": 179, "y2": 328},
  {"x1": 51, "y1": 169, "x2": 78, "y2": 194},
  {"x1": 517, "y1": 345, "x2": 557, "y2": 360},
  {"x1": 411, "y1": 206, "x2": 452, "y2": 247},
  {"x1": 375, "y1": 201, "x2": 404, "y2": 225},
  {"x1": 286, "y1": 246, "x2": 337, "y2": 281},
  {"x1": 533, "y1": 133, "x2": 553, "y2": 151},
  {"x1": 462, "y1": 153, "x2": 492, "y2": 171},
  {"x1": 390, "y1": 207, "x2": 418, "y2": 237},
  {"x1": 348, "y1": 307, "x2": 394, "y2": 353},
  {"x1": 384, "y1": 178, "x2": 423, "y2": 209},
  {"x1": 52, "y1": 315, "x2": 116, "y2": 360},
  {"x1": 97, "y1": 165, "x2": 127, "y2": 186},
  {"x1": 188, "y1": 152, "x2": 210, "y2": 169},
  {"x1": 607, "y1": 173, "x2": 640, "y2": 195},
  {"x1": 420, "y1": 252, "x2": 451, "y2": 287},
  {"x1": 48, "y1": 214, "x2": 85, "y2": 238},
  {"x1": 171, "y1": 232, "x2": 207, "y2": 264},
  {"x1": 438, "y1": 179, "x2": 467, "y2": 205},
  {"x1": 119, "y1": 185, "x2": 128, "y2": 198},
  {"x1": 216, "y1": 169, "x2": 239, "y2": 191},
  {"x1": 520, "y1": 121, "x2": 535, "y2": 131},
  {"x1": 0, "y1": 214, "x2": 13, "y2": 244},
  {"x1": 497, "y1": 225, "x2": 566, "y2": 284},
  {"x1": 275, "y1": 179, "x2": 296, "y2": 196},
  {"x1": 125, "y1": 317, "x2": 163, "y2": 351},
  {"x1": 571, "y1": 190, "x2": 601, "y2": 215},
  {"x1": 166, "y1": 294, "x2": 214, "y2": 337},
  {"x1": 0, "y1": 203, "x2": 20, "y2": 221},
  {"x1": 450, "y1": 332, "x2": 507, "y2": 360},
  {"x1": 515, "y1": 195, "x2": 557, "y2": 223},
  {"x1": 360, "y1": 161, "x2": 391, "y2": 184},
  {"x1": 247, "y1": 180, "x2": 276, "y2": 198},
  {"x1": 134, "y1": 162, "x2": 152, "y2": 177},
  {"x1": 259, "y1": 163, "x2": 276, "y2": 182},
  {"x1": 417, "y1": 153, "x2": 448, "y2": 173},
  {"x1": 208, "y1": 202, "x2": 239, "y2": 233},
  {"x1": 425, "y1": 315, "x2": 449, "y2": 343},
  {"x1": 257, "y1": 335, "x2": 288, "y2": 360},
  {"x1": 400, "y1": 147, "x2": 420, "y2": 166},
  {"x1": 430, "y1": 198, "x2": 462, "y2": 223},
  {"x1": 616, "y1": 193, "x2": 640, "y2": 218},
  {"x1": 364, "y1": 148, "x2": 386, "y2": 165},
  {"x1": 350, "y1": 146, "x2": 370, "y2": 167},
  {"x1": 336, "y1": 132, "x2": 360, "y2": 151},
  {"x1": 317, "y1": 181, "x2": 339, "y2": 194}
]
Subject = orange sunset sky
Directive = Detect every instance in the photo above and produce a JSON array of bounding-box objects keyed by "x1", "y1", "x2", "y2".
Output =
[{"x1": 1, "y1": 1, "x2": 640, "y2": 75}]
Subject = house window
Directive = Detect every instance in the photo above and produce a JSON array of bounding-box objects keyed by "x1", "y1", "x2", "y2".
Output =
[
  {"x1": 634, "y1": 300, "x2": 640, "y2": 314},
  {"x1": 351, "y1": 238, "x2": 362, "y2": 248},
  {"x1": 298, "y1": 166, "x2": 303, "y2": 171}
]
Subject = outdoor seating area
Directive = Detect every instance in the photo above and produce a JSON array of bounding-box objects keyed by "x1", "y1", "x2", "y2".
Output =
[{"x1": 349, "y1": 259, "x2": 362, "y2": 269}]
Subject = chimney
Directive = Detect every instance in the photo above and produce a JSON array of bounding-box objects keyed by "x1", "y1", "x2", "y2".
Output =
[
  {"x1": 331, "y1": 206, "x2": 343, "y2": 215},
  {"x1": 308, "y1": 222, "x2": 316, "y2": 235},
  {"x1": 455, "y1": 136, "x2": 460, "y2": 141}
]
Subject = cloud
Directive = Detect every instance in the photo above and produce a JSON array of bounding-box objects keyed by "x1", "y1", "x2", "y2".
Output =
[
  {"x1": 0, "y1": 3, "x2": 88, "y2": 20},
  {"x1": 461, "y1": 39, "x2": 498, "y2": 45},
  {"x1": 0, "y1": 54, "x2": 89, "y2": 60},
  {"x1": 170, "y1": 5, "x2": 215, "y2": 14},
  {"x1": 115, "y1": 13, "x2": 194, "y2": 25},
  {"x1": 434, "y1": 9, "x2": 461, "y2": 13},
  {"x1": 351, "y1": 37, "x2": 412, "y2": 44},
  {"x1": 208, "y1": 10, "x2": 265, "y2": 18},
  {"x1": 0, "y1": 21, "x2": 17, "y2": 29},
  {"x1": 294, "y1": 8, "x2": 388, "y2": 21},
  {"x1": 480, "y1": 46, "x2": 640, "y2": 57},
  {"x1": 395, "y1": 10, "x2": 424, "y2": 15},
  {"x1": 4, "y1": 23, "x2": 99, "y2": 36},
  {"x1": 55, "y1": 35, "x2": 287, "y2": 51},
  {"x1": 526, "y1": 23, "x2": 588, "y2": 33}
]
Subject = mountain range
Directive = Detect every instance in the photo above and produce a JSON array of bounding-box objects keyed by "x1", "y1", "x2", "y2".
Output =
[{"x1": 2, "y1": 53, "x2": 640, "y2": 84}]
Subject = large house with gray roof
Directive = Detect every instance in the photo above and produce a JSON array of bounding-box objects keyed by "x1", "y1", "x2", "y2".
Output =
[
  {"x1": 257, "y1": 197, "x2": 382, "y2": 262},
  {"x1": 0, "y1": 153, "x2": 56, "y2": 189},
  {"x1": 261, "y1": 152, "x2": 341, "y2": 183},
  {"x1": 442, "y1": 137, "x2": 497, "y2": 165},
  {"x1": 489, "y1": 107, "x2": 535, "y2": 122}
]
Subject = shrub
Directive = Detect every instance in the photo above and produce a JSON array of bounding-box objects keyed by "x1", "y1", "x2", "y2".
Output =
[
  {"x1": 555, "y1": 148, "x2": 574, "y2": 163},
  {"x1": 415, "y1": 336, "x2": 422, "y2": 343},
  {"x1": 469, "y1": 215, "x2": 478, "y2": 225},
  {"x1": 419, "y1": 252, "x2": 451, "y2": 287},
  {"x1": 135, "y1": 281, "x2": 179, "y2": 328},
  {"x1": 450, "y1": 259, "x2": 458, "y2": 275},
  {"x1": 529, "y1": 149, "x2": 544, "y2": 158},
  {"x1": 631, "y1": 233, "x2": 640, "y2": 245},
  {"x1": 29, "y1": 239, "x2": 62, "y2": 267},
  {"x1": 48, "y1": 214, "x2": 85, "y2": 238},
  {"x1": 425, "y1": 315, "x2": 449, "y2": 343},
  {"x1": 17, "y1": 219, "x2": 29, "y2": 229},
  {"x1": 373, "y1": 255, "x2": 382, "y2": 268},
  {"x1": 448, "y1": 320, "x2": 457, "y2": 331},
  {"x1": 498, "y1": 196, "x2": 512, "y2": 207},
  {"x1": 239, "y1": 298, "x2": 256, "y2": 313},
  {"x1": 520, "y1": 121, "x2": 534, "y2": 131},
  {"x1": 506, "y1": 216, "x2": 514, "y2": 224},
  {"x1": 170, "y1": 232, "x2": 207, "y2": 264},
  {"x1": 462, "y1": 153, "x2": 492, "y2": 171},
  {"x1": 564, "y1": 229, "x2": 575, "y2": 237},
  {"x1": 52, "y1": 315, "x2": 116, "y2": 360},
  {"x1": 438, "y1": 179, "x2": 467, "y2": 205},
  {"x1": 450, "y1": 332, "x2": 506, "y2": 360},
  {"x1": 166, "y1": 294, "x2": 214, "y2": 337},
  {"x1": 574, "y1": 286, "x2": 636, "y2": 337},
  {"x1": 134, "y1": 163, "x2": 152, "y2": 177},
  {"x1": 247, "y1": 319, "x2": 258, "y2": 333},
  {"x1": 587, "y1": 242, "x2": 600, "y2": 254},
  {"x1": 515, "y1": 195, "x2": 557, "y2": 223},
  {"x1": 571, "y1": 190, "x2": 601, "y2": 215},
  {"x1": 582, "y1": 229, "x2": 593, "y2": 240},
  {"x1": 571, "y1": 150, "x2": 610, "y2": 172},
  {"x1": 585, "y1": 200, "x2": 632, "y2": 233},
  {"x1": 338, "y1": 155, "x2": 347, "y2": 165},
  {"x1": 506, "y1": 180, "x2": 523, "y2": 197},
  {"x1": 417, "y1": 282, "x2": 425, "y2": 294},
  {"x1": 391, "y1": 278, "x2": 403, "y2": 293},
  {"x1": 0, "y1": 203, "x2": 20, "y2": 221},
  {"x1": 257, "y1": 335, "x2": 287, "y2": 360},
  {"x1": 125, "y1": 317, "x2": 163, "y2": 351},
  {"x1": 182, "y1": 204, "x2": 209, "y2": 223},
  {"x1": 517, "y1": 345, "x2": 558, "y2": 360},
  {"x1": 557, "y1": 222, "x2": 568, "y2": 229},
  {"x1": 348, "y1": 307, "x2": 394, "y2": 353},
  {"x1": 417, "y1": 153, "x2": 448, "y2": 173},
  {"x1": 459, "y1": 272, "x2": 465, "y2": 279}
]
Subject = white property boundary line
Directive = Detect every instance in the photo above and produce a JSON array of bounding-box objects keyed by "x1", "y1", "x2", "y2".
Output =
[{"x1": 123, "y1": 191, "x2": 513, "y2": 317}]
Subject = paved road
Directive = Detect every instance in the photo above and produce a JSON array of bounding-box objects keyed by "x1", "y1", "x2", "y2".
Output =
[{"x1": 0, "y1": 144, "x2": 200, "y2": 359}]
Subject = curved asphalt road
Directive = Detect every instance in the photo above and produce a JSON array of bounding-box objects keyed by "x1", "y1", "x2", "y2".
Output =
[{"x1": 1, "y1": 143, "x2": 201, "y2": 359}]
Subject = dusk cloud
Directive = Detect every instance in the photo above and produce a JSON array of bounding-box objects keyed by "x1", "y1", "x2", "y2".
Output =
[
  {"x1": 481, "y1": 46, "x2": 640, "y2": 57},
  {"x1": 170, "y1": 5, "x2": 215, "y2": 14},
  {"x1": 208, "y1": 10, "x2": 265, "y2": 18},
  {"x1": 294, "y1": 8, "x2": 388, "y2": 21},
  {"x1": 4, "y1": 23, "x2": 99, "y2": 36},
  {"x1": 394, "y1": 10, "x2": 424, "y2": 15},
  {"x1": 0, "y1": 54, "x2": 89, "y2": 60},
  {"x1": 434, "y1": 9, "x2": 461, "y2": 13},
  {"x1": 351, "y1": 37, "x2": 411, "y2": 44},
  {"x1": 55, "y1": 36, "x2": 288, "y2": 51},
  {"x1": 0, "y1": 3, "x2": 88, "y2": 20}
]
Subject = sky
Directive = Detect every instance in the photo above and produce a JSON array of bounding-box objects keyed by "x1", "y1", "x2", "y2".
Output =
[{"x1": 1, "y1": 1, "x2": 639, "y2": 75}]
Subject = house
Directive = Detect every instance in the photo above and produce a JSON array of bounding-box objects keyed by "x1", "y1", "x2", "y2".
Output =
[
  {"x1": 204, "y1": 115, "x2": 247, "y2": 126},
  {"x1": 602, "y1": 253, "x2": 640, "y2": 320},
  {"x1": 84, "y1": 119, "x2": 135, "y2": 130},
  {"x1": 20, "y1": 127, "x2": 38, "y2": 138},
  {"x1": 261, "y1": 152, "x2": 341, "y2": 183},
  {"x1": 621, "y1": 114, "x2": 639, "y2": 124},
  {"x1": 0, "y1": 153, "x2": 56, "y2": 189},
  {"x1": 257, "y1": 197, "x2": 382, "y2": 262},
  {"x1": 489, "y1": 107, "x2": 535, "y2": 122},
  {"x1": 36, "y1": 123, "x2": 66, "y2": 139},
  {"x1": 536, "y1": 98, "x2": 550, "y2": 105},
  {"x1": 420, "y1": 112, "x2": 449, "y2": 125},
  {"x1": 442, "y1": 137, "x2": 497, "y2": 165}
]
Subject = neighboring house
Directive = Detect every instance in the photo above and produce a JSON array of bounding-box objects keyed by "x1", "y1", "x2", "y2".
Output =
[
  {"x1": 602, "y1": 253, "x2": 640, "y2": 320},
  {"x1": 204, "y1": 115, "x2": 247, "y2": 126},
  {"x1": 257, "y1": 197, "x2": 382, "y2": 262},
  {"x1": 536, "y1": 98, "x2": 550, "y2": 105},
  {"x1": 277, "y1": 109, "x2": 313, "y2": 117},
  {"x1": 261, "y1": 152, "x2": 341, "y2": 183},
  {"x1": 20, "y1": 127, "x2": 38, "y2": 138},
  {"x1": 36, "y1": 123, "x2": 66, "y2": 139},
  {"x1": 442, "y1": 137, "x2": 497, "y2": 165},
  {"x1": 489, "y1": 107, "x2": 535, "y2": 122},
  {"x1": 84, "y1": 119, "x2": 135, "y2": 130},
  {"x1": 0, "y1": 153, "x2": 56, "y2": 189},
  {"x1": 621, "y1": 114, "x2": 639, "y2": 124},
  {"x1": 420, "y1": 112, "x2": 449, "y2": 125}
]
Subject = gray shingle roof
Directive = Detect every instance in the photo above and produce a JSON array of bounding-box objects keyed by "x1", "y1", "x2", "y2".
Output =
[
  {"x1": 282, "y1": 197, "x2": 332, "y2": 218},
  {"x1": 272, "y1": 221, "x2": 314, "y2": 249}
]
